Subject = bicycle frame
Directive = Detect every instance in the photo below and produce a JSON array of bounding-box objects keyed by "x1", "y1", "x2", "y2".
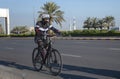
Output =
[
  {"x1": 43, "y1": 45, "x2": 51, "y2": 64},
  {"x1": 38, "y1": 31, "x2": 53, "y2": 65}
]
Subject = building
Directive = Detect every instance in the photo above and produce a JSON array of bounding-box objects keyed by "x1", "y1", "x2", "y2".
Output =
[
  {"x1": 29, "y1": 26, "x2": 34, "y2": 32},
  {"x1": 0, "y1": 8, "x2": 10, "y2": 35}
]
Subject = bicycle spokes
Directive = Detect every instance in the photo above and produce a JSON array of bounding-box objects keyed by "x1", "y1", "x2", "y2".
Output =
[
  {"x1": 48, "y1": 49, "x2": 62, "y2": 76},
  {"x1": 32, "y1": 48, "x2": 43, "y2": 71}
]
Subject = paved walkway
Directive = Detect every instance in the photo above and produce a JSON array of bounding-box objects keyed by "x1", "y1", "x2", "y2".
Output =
[
  {"x1": 0, "y1": 65, "x2": 62, "y2": 79},
  {"x1": 0, "y1": 65, "x2": 23, "y2": 79}
]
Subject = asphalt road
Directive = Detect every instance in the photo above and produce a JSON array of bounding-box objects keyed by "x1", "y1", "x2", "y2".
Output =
[{"x1": 0, "y1": 38, "x2": 120, "y2": 79}]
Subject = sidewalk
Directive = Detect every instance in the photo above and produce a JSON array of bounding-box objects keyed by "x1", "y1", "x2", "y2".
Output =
[
  {"x1": 0, "y1": 65, "x2": 23, "y2": 79},
  {"x1": 0, "y1": 65, "x2": 62, "y2": 79}
]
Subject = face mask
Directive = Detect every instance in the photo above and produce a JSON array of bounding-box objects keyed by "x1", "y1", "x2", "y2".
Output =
[{"x1": 44, "y1": 18, "x2": 49, "y2": 22}]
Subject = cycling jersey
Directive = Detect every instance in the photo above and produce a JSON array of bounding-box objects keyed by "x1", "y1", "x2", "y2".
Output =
[{"x1": 34, "y1": 21, "x2": 61, "y2": 43}]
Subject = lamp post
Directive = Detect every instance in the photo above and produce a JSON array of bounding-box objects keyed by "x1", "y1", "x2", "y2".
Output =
[{"x1": 73, "y1": 17, "x2": 76, "y2": 30}]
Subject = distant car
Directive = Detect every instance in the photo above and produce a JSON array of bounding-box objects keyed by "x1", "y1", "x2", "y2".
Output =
[{"x1": 110, "y1": 27, "x2": 119, "y2": 31}]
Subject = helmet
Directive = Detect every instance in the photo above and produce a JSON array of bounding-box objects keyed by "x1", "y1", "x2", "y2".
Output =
[{"x1": 41, "y1": 14, "x2": 50, "y2": 19}]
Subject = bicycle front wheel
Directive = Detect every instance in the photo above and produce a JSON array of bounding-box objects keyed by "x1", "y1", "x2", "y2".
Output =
[
  {"x1": 32, "y1": 48, "x2": 43, "y2": 71},
  {"x1": 48, "y1": 49, "x2": 62, "y2": 76}
]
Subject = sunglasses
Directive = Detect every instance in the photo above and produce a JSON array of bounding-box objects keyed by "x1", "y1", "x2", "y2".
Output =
[{"x1": 44, "y1": 18, "x2": 49, "y2": 20}]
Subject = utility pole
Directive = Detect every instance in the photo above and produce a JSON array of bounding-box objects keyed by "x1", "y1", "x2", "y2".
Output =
[{"x1": 33, "y1": 6, "x2": 36, "y2": 27}]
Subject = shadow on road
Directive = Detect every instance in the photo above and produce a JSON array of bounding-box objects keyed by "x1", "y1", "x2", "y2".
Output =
[
  {"x1": 1, "y1": 60, "x2": 120, "y2": 79},
  {"x1": 60, "y1": 73, "x2": 96, "y2": 79},
  {"x1": 0, "y1": 60, "x2": 34, "y2": 71},
  {"x1": 60, "y1": 64, "x2": 120, "y2": 79},
  {"x1": 0, "y1": 60, "x2": 53, "y2": 76}
]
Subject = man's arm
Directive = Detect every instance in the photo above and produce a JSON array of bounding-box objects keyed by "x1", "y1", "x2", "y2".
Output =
[
  {"x1": 35, "y1": 21, "x2": 42, "y2": 35},
  {"x1": 50, "y1": 26, "x2": 61, "y2": 35},
  {"x1": 35, "y1": 26, "x2": 39, "y2": 33}
]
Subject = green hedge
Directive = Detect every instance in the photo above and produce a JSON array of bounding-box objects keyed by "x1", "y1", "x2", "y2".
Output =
[
  {"x1": 0, "y1": 30, "x2": 120, "y2": 37},
  {"x1": 0, "y1": 34, "x2": 8, "y2": 37},
  {"x1": 0, "y1": 33, "x2": 35, "y2": 37},
  {"x1": 62, "y1": 30, "x2": 120, "y2": 37}
]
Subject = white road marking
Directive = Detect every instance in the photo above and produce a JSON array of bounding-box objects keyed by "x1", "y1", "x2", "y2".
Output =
[
  {"x1": 78, "y1": 42, "x2": 88, "y2": 43},
  {"x1": 5, "y1": 47, "x2": 14, "y2": 50},
  {"x1": 61, "y1": 53, "x2": 82, "y2": 58},
  {"x1": 109, "y1": 48, "x2": 120, "y2": 51}
]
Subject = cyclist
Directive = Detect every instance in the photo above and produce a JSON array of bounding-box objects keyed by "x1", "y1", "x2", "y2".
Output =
[{"x1": 34, "y1": 14, "x2": 61, "y2": 46}]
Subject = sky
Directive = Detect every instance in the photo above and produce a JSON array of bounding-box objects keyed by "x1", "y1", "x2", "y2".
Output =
[{"x1": 0, "y1": 0, "x2": 120, "y2": 31}]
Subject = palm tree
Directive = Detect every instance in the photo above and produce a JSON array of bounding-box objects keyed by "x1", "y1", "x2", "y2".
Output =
[
  {"x1": 83, "y1": 17, "x2": 92, "y2": 29},
  {"x1": 38, "y1": 2, "x2": 65, "y2": 26},
  {"x1": 97, "y1": 19, "x2": 104, "y2": 30},
  {"x1": 91, "y1": 18, "x2": 99, "y2": 29},
  {"x1": 103, "y1": 16, "x2": 115, "y2": 30}
]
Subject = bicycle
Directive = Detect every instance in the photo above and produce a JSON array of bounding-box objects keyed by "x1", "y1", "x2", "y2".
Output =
[{"x1": 32, "y1": 29, "x2": 62, "y2": 76}]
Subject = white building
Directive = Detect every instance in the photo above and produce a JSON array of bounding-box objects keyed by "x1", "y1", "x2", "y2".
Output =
[
  {"x1": 0, "y1": 8, "x2": 10, "y2": 35},
  {"x1": 29, "y1": 26, "x2": 34, "y2": 31}
]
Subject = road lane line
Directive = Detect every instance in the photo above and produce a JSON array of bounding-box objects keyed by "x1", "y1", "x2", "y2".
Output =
[
  {"x1": 109, "y1": 48, "x2": 120, "y2": 51},
  {"x1": 5, "y1": 47, "x2": 14, "y2": 50},
  {"x1": 61, "y1": 53, "x2": 82, "y2": 58}
]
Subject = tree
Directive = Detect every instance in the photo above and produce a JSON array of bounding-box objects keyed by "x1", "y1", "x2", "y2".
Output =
[
  {"x1": 38, "y1": 2, "x2": 65, "y2": 26},
  {"x1": 103, "y1": 16, "x2": 115, "y2": 30},
  {"x1": 97, "y1": 19, "x2": 104, "y2": 30},
  {"x1": 83, "y1": 16, "x2": 115, "y2": 30},
  {"x1": 83, "y1": 17, "x2": 92, "y2": 29},
  {"x1": 11, "y1": 26, "x2": 29, "y2": 34},
  {"x1": 91, "y1": 18, "x2": 99, "y2": 29}
]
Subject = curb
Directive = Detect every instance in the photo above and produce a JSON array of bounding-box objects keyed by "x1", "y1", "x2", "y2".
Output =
[
  {"x1": 55, "y1": 37, "x2": 120, "y2": 40},
  {"x1": 0, "y1": 37, "x2": 120, "y2": 40}
]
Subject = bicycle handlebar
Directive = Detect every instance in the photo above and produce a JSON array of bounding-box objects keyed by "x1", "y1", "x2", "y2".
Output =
[{"x1": 46, "y1": 34, "x2": 56, "y2": 37}]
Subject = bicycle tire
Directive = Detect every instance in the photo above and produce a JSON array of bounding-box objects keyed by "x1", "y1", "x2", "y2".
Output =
[
  {"x1": 48, "y1": 49, "x2": 62, "y2": 76},
  {"x1": 32, "y1": 48, "x2": 43, "y2": 71}
]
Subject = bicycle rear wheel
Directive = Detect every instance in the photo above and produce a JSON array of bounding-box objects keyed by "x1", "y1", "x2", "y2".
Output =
[
  {"x1": 48, "y1": 49, "x2": 62, "y2": 76},
  {"x1": 32, "y1": 48, "x2": 43, "y2": 71}
]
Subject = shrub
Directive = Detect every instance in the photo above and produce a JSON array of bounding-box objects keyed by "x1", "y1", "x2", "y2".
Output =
[
  {"x1": 61, "y1": 30, "x2": 120, "y2": 37},
  {"x1": 0, "y1": 30, "x2": 120, "y2": 37}
]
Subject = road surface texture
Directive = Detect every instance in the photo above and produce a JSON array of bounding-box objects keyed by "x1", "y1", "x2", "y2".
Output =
[{"x1": 0, "y1": 38, "x2": 120, "y2": 79}]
